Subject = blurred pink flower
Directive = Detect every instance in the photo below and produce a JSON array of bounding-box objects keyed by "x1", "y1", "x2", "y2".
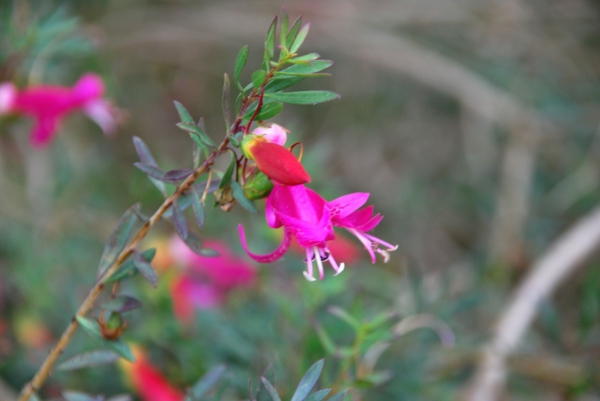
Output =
[
  {"x1": 251, "y1": 123, "x2": 288, "y2": 145},
  {"x1": 168, "y1": 237, "x2": 256, "y2": 324},
  {"x1": 239, "y1": 184, "x2": 396, "y2": 281},
  {"x1": 0, "y1": 74, "x2": 116, "y2": 147}
]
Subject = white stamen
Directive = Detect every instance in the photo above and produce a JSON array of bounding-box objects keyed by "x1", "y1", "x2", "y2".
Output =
[
  {"x1": 314, "y1": 247, "x2": 325, "y2": 280},
  {"x1": 303, "y1": 271, "x2": 317, "y2": 281},
  {"x1": 334, "y1": 263, "x2": 345, "y2": 276},
  {"x1": 377, "y1": 249, "x2": 391, "y2": 263}
]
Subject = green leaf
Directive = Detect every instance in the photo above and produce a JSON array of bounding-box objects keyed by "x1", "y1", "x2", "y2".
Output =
[
  {"x1": 176, "y1": 122, "x2": 216, "y2": 148},
  {"x1": 234, "y1": 45, "x2": 249, "y2": 83},
  {"x1": 163, "y1": 169, "x2": 195, "y2": 182},
  {"x1": 181, "y1": 231, "x2": 219, "y2": 257},
  {"x1": 265, "y1": 62, "x2": 332, "y2": 94},
  {"x1": 264, "y1": 90, "x2": 340, "y2": 105},
  {"x1": 264, "y1": 16, "x2": 277, "y2": 61},
  {"x1": 103, "y1": 248, "x2": 156, "y2": 284},
  {"x1": 256, "y1": 364, "x2": 275, "y2": 401},
  {"x1": 286, "y1": 16, "x2": 302, "y2": 48},
  {"x1": 76, "y1": 316, "x2": 134, "y2": 361},
  {"x1": 289, "y1": 52, "x2": 321, "y2": 61},
  {"x1": 62, "y1": 391, "x2": 104, "y2": 401},
  {"x1": 134, "y1": 162, "x2": 165, "y2": 180},
  {"x1": 171, "y1": 202, "x2": 188, "y2": 240},
  {"x1": 223, "y1": 73, "x2": 232, "y2": 130},
  {"x1": 279, "y1": 60, "x2": 333, "y2": 75},
  {"x1": 57, "y1": 350, "x2": 120, "y2": 371},
  {"x1": 133, "y1": 250, "x2": 158, "y2": 288},
  {"x1": 191, "y1": 188, "x2": 205, "y2": 228},
  {"x1": 260, "y1": 378, "x2": 281, "y2": 401},
  {"x1": 243, "y1": 101, "x2": 284, "y2": 122},
  {"x1": 280, "y1": 9, "x2": 289, "y2": 48},
  {"x1": 327, "y1": 391, "x2": 348, "y2": 401},
  {"x1": 174, "y1": 100, "x2": 195, "y2": 124},
  {"x1": 185, "y1": 365, "x2": 226, "y2": 401},
  {"x1": 252, "y1": 70, "x2": 267, "y2": 89},
  {"x1": 314, "y1": 323, "x2": 337, "y2": 355},
  {"x1": 304, "y1": 389, "x2": 331, "y2": 401},
  {"x1": 290, "y1": 23, "x2": 310, "y2": 53},
  {"x1": 328, "y1": 306, "x2": 361, "y2": 330},
  {"x1": 218, "y1": 151, "x2": 237, "y2": 189},
  {"x1": 132, "y1": 136, "x2": 158, "y2": 166},
  {"x1": 101, "y1": 295, "x2": 142, "y2": 313},
  {"x1": 97, "y1": 205, "x2": 139, "y2": 280},
  {"x1": 231, "y1": 181, "x2": 258, "y2": 214},
  {"x1": 291, "y1": 359, "x2": 324, "y2": 401}
]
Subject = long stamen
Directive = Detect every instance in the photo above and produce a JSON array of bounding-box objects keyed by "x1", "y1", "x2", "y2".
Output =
[
  {"x1": 364, "y1": 233, "x2": 398, "y2": 251},
  {"x1": 348, "y1": 228, "x2": 376, "y2": 263},
  {"x1": 326, "y1": 250, "x2": 345, "y2": 276},
  {"x1": 303, "y1": 248, "x2": 316, "y2": 281},
  {"x1": 314, "y1": 246, "x2": 325, "y2": 280}
]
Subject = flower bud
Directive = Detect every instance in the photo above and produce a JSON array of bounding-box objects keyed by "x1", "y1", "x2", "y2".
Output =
[{"x1": 241, "y1": 135, "x2": 310, "y2": 185}]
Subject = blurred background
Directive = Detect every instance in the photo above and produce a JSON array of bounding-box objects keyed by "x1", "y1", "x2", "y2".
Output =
[{"x1": 2, "y1": 0, "x2": 600, "y2": 400}]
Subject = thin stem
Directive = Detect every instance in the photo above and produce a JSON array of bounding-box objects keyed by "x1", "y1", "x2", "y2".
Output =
[{"x1": 17, "y1": 138, "x2": 229, "y2": 401}]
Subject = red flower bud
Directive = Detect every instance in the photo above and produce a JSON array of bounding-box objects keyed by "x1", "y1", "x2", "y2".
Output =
[{"x1": 241, "y1": 136, "x2": 310, "y2": 185}]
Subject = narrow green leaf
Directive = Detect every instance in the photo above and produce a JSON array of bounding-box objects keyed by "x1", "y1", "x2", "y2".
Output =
[
  {"x1": 327, "y1": 391, "x2": 348, "y2": 401},
  {"x1": 97, "y1": 205, "x2": 139, "y2": 280},
  {"x1": 63, "y1": 391, "x2": 104, "y2": 401},
  {"x1": 265, "y1": 61, "x2": 332, "y2": 94},
  {"x1": 260, "y1": 378, "x2": 282, "y2": 401},
  {"x1": 264, "y1": 16, "x2": 277, "y2": 61},
  {"x1": 264, "y1": 76, "x2": 303, "y2": 93},
  {"x1": 274, "y1": 72, "x2": 330, "y2": 78},
  {"x1": 218, "y1": 151, "x2": 237, "y2": 189},
  {"x1": 171, "y1": 202, "x2": 188, "y2": 240},
  {"x1": 134, "y1": 162, "x2": 165, "y2": 180},
  {"x1": 304, "y1": 389, "x2": 331, "y2": 401},
  {"x1": 231, "y1": 181, "x2": 258, "y2": 214},
  {"x1": 290, "y1": 23, "x2": 310, "y2": 54},
  {"x1": 174, "y1": 100, "x2": 194, "y2": 123},
  {"x1": 75, "y1": 316, "x2": 134, "y2": 361},
  {"x1": 57, "y1": 350, "x2": 120, "y2": 371},
  {"x1": 101, "y1": 295, "x2": 142, "y2": 313},
  {"x1": 289, "y1": 52, "x2": 320, "y2": 61},
  {"x1": 256, "y1": 364, "x2": 275, "y2": 401},
  {"x1": 328, "y1": 306, "x2": 361, "y2": 330},
  {"x1": 191, "y1": 188, "x2": 205, "y2": 228},
  {"x1": 162, "y1": 192, "x2": 195, "y2": 218},
  {"x1": 242, "y1": 100, "x2": 283, "y2": 121},
  {"x1": 252, "y1": 70, "x2": 267, "y2": 89},
  {"x1": 281, "y1": 60, "x2": 333, "y2": 75},
  {"x1": 176, "y1": 122, "x2": 216, "y2": 148},
  {"x1": 280, "y1": 9, "x2": 289, "y2": 48},
  {"x1": 132, "y1": 136, "x2": 158, "y2": 166},
  {"x1": 235, "y1": 92, "x2": 243, "y2": 114},
  {"x1": 291, "y1": 359, "x2": 324, "y2": 401},
  {"x1": 234, "y1": 45, "x2": 249, "y2": 83},
  {"x1": 181, "y1": 231, "x2": 219, "y2": 257},
  {"x1": 286, "y1": 16, "x2": 302, "y2": 48},
  {"x1": 185, "y1": 365, "x2": 226, "y2": 400},
  {"x1": 103, "y1": 248, "x2": 156, "y2": 284},
  {"x1": 163, "y1": 169, "x2": 195, "y2": 182},
  {"x1": 222, "y1": 73, "x2": 232, "y2": 130},
  {"x1": 264, "y1": 90, "x2": 340, "y2": 105},
  {"x1": 314, "y1": 323, "x2": 337, "y2": 355},
  {"x1": 133, "y1": 250, "x2": 158, "y2": 288}
]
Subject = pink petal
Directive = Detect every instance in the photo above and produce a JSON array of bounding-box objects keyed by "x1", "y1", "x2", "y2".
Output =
[
  {"x1": 329, "y1": 192, "x2": 370, "y2": 219},
  {"x1": 30, "y1": 116, "x2": 60, "y2": 148},
  {"x1": 239, "y1": 224, "x2": 291, "y2": 263},
  {"x1": 0, "y1": 82, "x2": 17, "y2": 113},
  {"x1": 83, "y1": 99, "x2": 117, "y2": 135},
  {"x1": 72, "y1": 73, "x2": 105, "y2": 103},
  {"x1": 252, "y1": 123, "x2": 288, "y2": 145}
]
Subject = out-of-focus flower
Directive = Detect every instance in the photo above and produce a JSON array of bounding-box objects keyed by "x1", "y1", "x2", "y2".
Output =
[
  {"x1": 239, "y1": 184, "x2": 397, "y2": 281},
  {"x1": 241, "y1": 124, "x2": 310, "y2": 186},
  {"x1": 121, "y1": 346, "x2": 184, "y2": 401},
  {"x1": 0, "y1": 74, "x2": 116, "y2": 147},
  {"x1": 168, "y1": 237, "x2": 256, "y2": 324},
  {"x1": 15, "y1": 316, "x2": 54, "y2": 349}
]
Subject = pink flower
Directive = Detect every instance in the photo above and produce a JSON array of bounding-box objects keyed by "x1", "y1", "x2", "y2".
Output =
[
  {"x1": 251, "y1": 123, "x2": 288, "y2": 145},
  {"x1": 168, "y1": 237, "x2": 256, "y2": 324},
  {"x1": 0, "y1": 74, "x2": 116, "y2": 147},
  {"x1": 238, "y1": 184, "x2": 397, "y2": 281}
]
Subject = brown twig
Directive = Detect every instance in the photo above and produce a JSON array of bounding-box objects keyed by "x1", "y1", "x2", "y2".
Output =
[
  {"x1": 466, "y1": 205, "x2": 600, "y2": 401},
  {"x1": 17, "y1": 138, "x2": 229, "y2": 401}
]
